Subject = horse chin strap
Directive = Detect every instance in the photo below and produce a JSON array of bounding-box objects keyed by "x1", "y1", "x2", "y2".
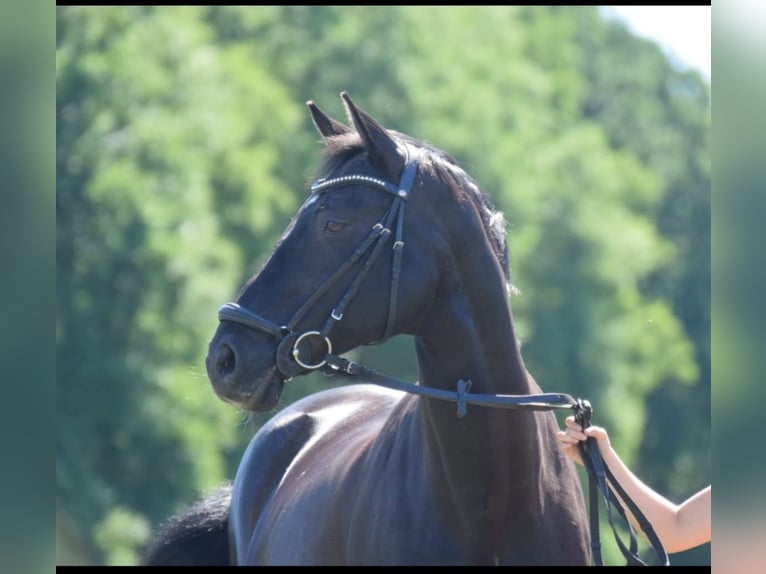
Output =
[{"x1": 218, "y1": 156, "x2": 418, "y2": 383}]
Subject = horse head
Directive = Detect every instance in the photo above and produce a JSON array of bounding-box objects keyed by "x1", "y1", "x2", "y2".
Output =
[{"x1": 205, "y1": 93, "x2": 452, "y2": 411}]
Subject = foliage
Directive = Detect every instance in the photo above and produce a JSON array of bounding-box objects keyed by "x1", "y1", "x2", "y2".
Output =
[{"x1": 56, "y1": 6, "x2": 709, "y2": 565}]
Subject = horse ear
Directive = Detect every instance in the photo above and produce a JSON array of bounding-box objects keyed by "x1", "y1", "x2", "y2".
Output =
[
  {"x1": 306, "y1": 100, "x2": 351, "y2": 141},
  {"x1": 340, "y1": 91, "x2": 404, "y2": 180}
]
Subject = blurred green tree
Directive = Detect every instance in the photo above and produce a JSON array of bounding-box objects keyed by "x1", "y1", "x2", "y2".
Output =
[{"x1": 56, "y1": 6, "x2": 299, "y2": 563}]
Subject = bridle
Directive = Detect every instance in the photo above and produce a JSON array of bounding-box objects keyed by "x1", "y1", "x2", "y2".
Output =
[
  {"x1": 215, "y1": 154, "x2": 670, "y2": 567},
  {"x1": 218, "y1": 154, "x2": 418, "y2": 382}
]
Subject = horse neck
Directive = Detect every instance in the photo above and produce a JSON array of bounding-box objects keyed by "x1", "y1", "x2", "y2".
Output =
[{"x1": 412, "y1": 219, "x2": 546, "y2": 539}]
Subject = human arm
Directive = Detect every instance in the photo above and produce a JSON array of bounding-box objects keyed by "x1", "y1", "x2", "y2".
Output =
[{"x1": 556, "y1": 416, "x2": 711, "y2": 554}]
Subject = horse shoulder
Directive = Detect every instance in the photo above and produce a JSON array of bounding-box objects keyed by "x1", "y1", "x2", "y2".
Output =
[{"x1": 230, "y1": 384, "x2": 406, "y2": 564}]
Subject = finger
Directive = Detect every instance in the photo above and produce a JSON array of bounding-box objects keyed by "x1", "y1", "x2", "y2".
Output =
[
  {"x1": 565, "y1": 427, "x2": 587, "y2": 441},
  {"x1": 584, "y1": 426, "x2": 606, "y2": 440},
  {"x1": 556, "y1": 432, "x2": 573, "y2": 444},
  {"x1": 558, "y1": 432, "x2": 580, "y2": 445},
  {"x1": 565, "y1": 418, "x2": 583, "y2": 432}
]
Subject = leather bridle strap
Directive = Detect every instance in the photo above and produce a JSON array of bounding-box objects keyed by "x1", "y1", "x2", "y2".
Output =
[
  {"x1": 292, "y1": 158, "x2": 417, "y2": 342},
  {"x1": 382, "y1": 158, "x2": 416, "y2": 341},
  {"x1": 218, "y1": 303, "x2": 284, "y2": 338},
  {"x1": 317, "y1": 200, "x2": 401, "y2": 338},
  {"x1": 291, "y1": 212, "x2": 394, "y2": 337},
  {"x1": 321, "y1": 354, "x2": 580, "y2": 415}
]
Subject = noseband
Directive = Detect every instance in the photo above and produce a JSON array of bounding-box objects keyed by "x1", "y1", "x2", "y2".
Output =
[{"x1": 218, "y1": 157, "x2": 419, "y2": 381}]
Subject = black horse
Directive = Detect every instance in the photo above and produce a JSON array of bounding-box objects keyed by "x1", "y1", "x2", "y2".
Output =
[{"x1": 144, "y1": 92, "x2": 590, "y2": 566}]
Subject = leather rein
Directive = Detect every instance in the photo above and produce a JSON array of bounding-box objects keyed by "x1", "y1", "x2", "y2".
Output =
[{"x1": 217, "y1": 158, "x2": 670, "y2": 567}]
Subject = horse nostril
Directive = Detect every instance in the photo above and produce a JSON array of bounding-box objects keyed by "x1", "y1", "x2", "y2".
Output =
[{"x1": 215, "y1": 344, "x2": 237, "y2": 379}]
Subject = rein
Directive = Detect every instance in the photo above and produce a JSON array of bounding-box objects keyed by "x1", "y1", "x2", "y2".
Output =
[
  {"x1": 217, "y1": 156, "x2": 670, "y2": 567},
  {"x1": 574, "y1": 404, "x2": 670, "y2": 567}
]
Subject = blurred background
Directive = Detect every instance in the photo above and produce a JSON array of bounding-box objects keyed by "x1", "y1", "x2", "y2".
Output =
[{"x1": 56, "y1": 6, "x2": 710, "y2": 566}]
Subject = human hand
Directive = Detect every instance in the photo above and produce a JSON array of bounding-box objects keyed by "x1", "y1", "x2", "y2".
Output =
[{"x1": 556, "y1": 415, "x2": 612, "y2": 466}]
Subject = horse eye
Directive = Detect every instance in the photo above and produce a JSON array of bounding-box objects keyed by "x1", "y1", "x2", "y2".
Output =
[{"x1": 325, "y1": 220, "x2": 347, "y2": 232}]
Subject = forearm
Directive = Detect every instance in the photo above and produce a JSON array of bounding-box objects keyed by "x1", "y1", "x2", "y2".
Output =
[{"x1": 600, "y1": 448, "x2": 708, "y2": 553}]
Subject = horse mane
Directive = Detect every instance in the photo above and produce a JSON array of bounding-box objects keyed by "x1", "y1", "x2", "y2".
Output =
[{"x1": 319, "y1": 131, "x2": 511, "y2": 284}]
